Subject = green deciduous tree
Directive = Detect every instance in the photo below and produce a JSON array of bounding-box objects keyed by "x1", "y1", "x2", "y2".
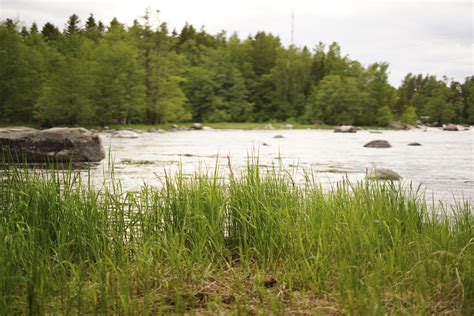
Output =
[{"x1": 306, "y1": 75, "x2": 363, "y2": 125}]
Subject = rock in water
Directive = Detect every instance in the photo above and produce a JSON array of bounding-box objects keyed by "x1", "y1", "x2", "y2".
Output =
[
  {"x1": 334, "y1": 125, "x2": 357, "y2": 133},
  {"x1": 190, "y1": 123, "x2": 203, "y2": 130},
  {"x1": 273, "y1": 135, "x2": 285, "y2": 139},
  {"x1": 363, "y1": 140, "x2": 392, "y2": 148},
  {"x1": 443, "y1": 124, "x2": 458, "y2": 131},
  {"x1": 408, "y1": 142, "x2": 422, "y2": 146},
  {"x1": 368, "y1": 168, "x2": 401, "y2": 181},
  {"x1": 389, "y1": 121, "x2": 413, "y2": 130},
  {"x1": 0, "y1": 127, "x2": 105, "y2": 162},
  {"x1": 112, "y1": 130, "x2": 139, "y2": 138}
]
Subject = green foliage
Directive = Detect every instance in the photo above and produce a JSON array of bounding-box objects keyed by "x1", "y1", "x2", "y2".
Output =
[
  {"x1": 35, "y1": 55, "x2": 94, "y2": 126},
  {"x1": 93, "y1": 30, "x2": 146, "y2": 124},
  {"x1": 0, "y1": 14, "x2": 472, "y2": 126},
  {"x1": 0, "y1": 162, "x2": 472, "y2": 314},
  {"x1": 401, "y1": 106, "x2": 417, "y2": 125},
  {"x1": 376, "y1": 105, "x2": 393, "y2": 126},
  {"x1": 307, "y1": 75, "x2": 363, "y2": 125}
]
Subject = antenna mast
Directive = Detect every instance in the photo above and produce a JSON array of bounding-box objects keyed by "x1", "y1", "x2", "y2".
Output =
[{"x1": 291, "y1": 9, "x2": 294, "y2": 46}]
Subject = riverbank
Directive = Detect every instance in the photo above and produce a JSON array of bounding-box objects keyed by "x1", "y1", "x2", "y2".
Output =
[
  {"x1": 1, "y1": 121, "x2": 398, "y2": 131},
  {"x1": 0, "y1": 163, "x2": 472, "y2": 314},
  {"x1": 99, "y1": 122, "x2": 402, "y2": 132}
]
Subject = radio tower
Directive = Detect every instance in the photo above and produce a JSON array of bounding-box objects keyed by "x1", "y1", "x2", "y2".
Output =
[{"x1": 291, "y1": 9, "x2": 294, "y2": 46}]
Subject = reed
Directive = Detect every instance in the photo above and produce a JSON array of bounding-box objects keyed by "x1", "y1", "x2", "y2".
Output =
[{"x1": 0, "y1": 160, "x2": 472, "y2": 314}]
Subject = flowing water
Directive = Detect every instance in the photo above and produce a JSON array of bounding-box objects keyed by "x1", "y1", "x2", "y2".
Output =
[{"x1": 91, "y1": 128, "x2": 473, "y2": 205}]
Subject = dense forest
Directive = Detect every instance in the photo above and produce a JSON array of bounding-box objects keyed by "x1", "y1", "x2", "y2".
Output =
[{"x1": 1, "y1": 12, "x2": 473, "y2": 127}]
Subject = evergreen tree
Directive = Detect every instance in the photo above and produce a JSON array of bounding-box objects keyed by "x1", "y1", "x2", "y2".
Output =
[
  {"x1": 41, "y1": 22, "x2": 60, "y2": 41},
  {"x1": 65, "y1": 14, "x2": 81, "y2": 36}
]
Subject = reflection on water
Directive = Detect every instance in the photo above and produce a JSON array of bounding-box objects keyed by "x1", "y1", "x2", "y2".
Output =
[{"x1": 89, "y1": 128, "x2": 473, "y2": 205}]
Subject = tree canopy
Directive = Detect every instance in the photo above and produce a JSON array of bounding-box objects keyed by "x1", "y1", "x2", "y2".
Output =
[{"x1": 1, "y1": 14, "x2": 472, "y2": 126}]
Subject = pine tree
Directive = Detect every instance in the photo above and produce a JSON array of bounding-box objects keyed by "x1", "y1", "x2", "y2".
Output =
[{"x1": 65, "y1": 14, "x2": 81, "y2": 36}]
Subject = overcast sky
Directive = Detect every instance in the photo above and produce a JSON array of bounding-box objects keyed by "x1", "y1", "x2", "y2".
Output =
[{"x1": 1, "y1": 0, "x2": 472, "y2": 86}]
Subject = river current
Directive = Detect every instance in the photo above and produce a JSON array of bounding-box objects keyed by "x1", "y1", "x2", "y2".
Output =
[{"x1": 91, "y1": 128, "x2": 473, "y2": 206}]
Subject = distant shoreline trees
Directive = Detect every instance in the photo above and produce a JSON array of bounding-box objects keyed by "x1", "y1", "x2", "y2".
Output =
[{"x1": 1, "y1": 13, "x2": 473, "y2": 127}]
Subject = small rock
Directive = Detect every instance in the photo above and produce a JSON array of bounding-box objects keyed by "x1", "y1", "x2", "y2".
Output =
[
  {"x1": 273, "y1": 135, "x2": 285, "y2": 139},
  {"x1": 262, "y1": 142, "x2": 270, "y2": 146},
  {"x1": 443, "y1": 124, "x2": 459, "y2": 131},
  {"x1": 148, "y1": 128, "x2": 165, "y2": 133},
  {"x1": 389, "y1": 121, "x2": 413, "y2": 130},
  {"x1": 369, "y1": 168, "x2": 401, "y2": 181},
  {"x1": 369, "y1": 131, "x2": 383, "y2": 134},
  {"x1": 364, "y1": 140, "x2": 391, "y2": 148},
  {"x1": 408, "y1": 142, "x2": 422, "y2": 146},
  {"x1": 334, "y1": 125, "x2": 357, "y2": 133},
  {"x1": 112, "y1": 130, "x2": 139, "y2": 138},
  {"x1": 190, "y1": 123, "x2": 203, "y2": 130}
]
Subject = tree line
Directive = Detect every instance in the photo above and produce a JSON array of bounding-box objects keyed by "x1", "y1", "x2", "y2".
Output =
[{"x1": 1, "y1": 12, "x2": 473, "y2": 127}]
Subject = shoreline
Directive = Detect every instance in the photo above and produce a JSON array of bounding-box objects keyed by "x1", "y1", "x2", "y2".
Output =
[{"x1": 2, "y1": 122, "x2": 471, "y2": 133}]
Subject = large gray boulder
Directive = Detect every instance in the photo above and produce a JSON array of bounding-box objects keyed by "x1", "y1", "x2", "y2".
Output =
[
  {"x1": 0, "y1": 127, "x2": 105, "y2": 162},
  {"x1": 364, "y1": 140, "x2": 392, "y2": 148}
]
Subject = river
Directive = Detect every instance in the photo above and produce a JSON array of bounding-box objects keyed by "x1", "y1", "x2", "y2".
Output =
[{"x1": 90, "y1": 128, "x2": 473, "y2": 206}]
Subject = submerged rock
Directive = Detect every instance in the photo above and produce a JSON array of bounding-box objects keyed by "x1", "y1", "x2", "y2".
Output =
[
  {"x1": 334, "y1": 125, "x2": 357, "y2": 133},
  {"x1": 112, "y1": 130, "x2": 139, "y2": 138},
  {"x1": 363, "y1": 140, "x2": 392, "y2": 148},
  {"x1": 0, "y1": 127, "x2": 105, "y2": 162},
  {"x1": 443, "y1": 124, "x2": 459, "y2": 131},
  {"x1": 368, "y1": 168, "x2": 401, "y2": 181},
  {"x1": 408, "y1": 142, "x2": 422, "y2": 146},
  {"x1": 273, "y1": 135, "x2": 285, "y2": 139}
]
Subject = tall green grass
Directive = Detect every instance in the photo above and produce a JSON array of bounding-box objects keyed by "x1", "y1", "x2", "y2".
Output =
[{"x1": 0, "y1": 161, "x2": 472, "y2": 314}]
